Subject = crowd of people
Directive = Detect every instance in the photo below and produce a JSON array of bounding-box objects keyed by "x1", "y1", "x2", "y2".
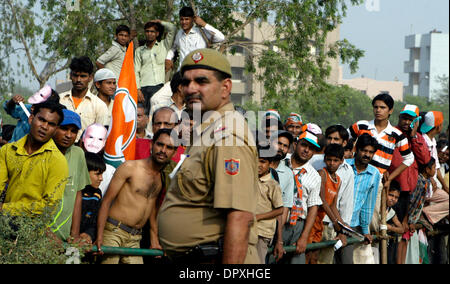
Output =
[{"x1": 0, "y1": 6, "x2": 448, "y2": 265}]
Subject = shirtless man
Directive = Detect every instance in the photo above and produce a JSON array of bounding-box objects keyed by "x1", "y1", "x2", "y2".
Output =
[{"x1": 95, "y1": 128, "x2": 178, "y2": 264}]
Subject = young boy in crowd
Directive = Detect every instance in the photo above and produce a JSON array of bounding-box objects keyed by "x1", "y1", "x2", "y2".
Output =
[
  {"x1": 344, "y1": 138, "x2": 355, "y2": 159},
  {"x1": 71, "y1": 152, "x2": 106, "y2": 245},
  {"x1": 94, "y1": 68, "x2": 117, "y2": 127},
  {"x1": 307, "y1": 144, "x2": 347, "y2": 264},
  {"x1": 2, "y1": 86, "x2": 60, "y2": 142},
  {"x1": 256, "y1": 146, "x2": 284, "y2": 264},
  {"x1": 407, "y1": 158, "x2": 437, "y2": 235},
  {"x1": 397, "y1": 157, "x2": 436, "y2": 264},
  {"x1": 96, "y1": 25, "x2": 134, "y2": 80},
  {"x1": 383, "y1": 181, "x2": 405, "y2": 264}
]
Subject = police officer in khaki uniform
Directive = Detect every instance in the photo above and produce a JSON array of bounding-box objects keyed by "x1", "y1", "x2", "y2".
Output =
[{"x1": 157, "y1": 48, "x2": 260, "y2": 264}]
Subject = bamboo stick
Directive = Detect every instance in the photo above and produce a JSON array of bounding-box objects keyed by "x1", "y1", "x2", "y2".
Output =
[{"x1": 380, "y1": 186, "x2": 388, "y2": 264}]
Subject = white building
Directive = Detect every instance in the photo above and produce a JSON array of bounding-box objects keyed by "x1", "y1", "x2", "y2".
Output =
[
  {"x1": 404, "y1": 30, "x2": 449, "y2": 101},
  {"x1": 339, "y1": 76, "x2": 404, "y2": 102},
  {"x1": 226, "y1": 19, "x2": 341, "y2": 106}
]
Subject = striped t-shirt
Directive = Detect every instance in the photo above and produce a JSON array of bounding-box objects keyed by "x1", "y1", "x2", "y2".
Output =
[
  {"x1": 349, "y1": 120, "x2": 414, "y2": 174},
  {"x1": 291, "y1": 162, "x2": 323, "y2": 220}
]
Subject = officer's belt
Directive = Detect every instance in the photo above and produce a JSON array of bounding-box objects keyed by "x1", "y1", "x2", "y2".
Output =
[{"x1": 168, "y1": 239, "x2": 224, "y2": 264}]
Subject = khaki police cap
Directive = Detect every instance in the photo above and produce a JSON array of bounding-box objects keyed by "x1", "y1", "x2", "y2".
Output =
[{"x1": 181, "y1": 48, "x2": 232, "y2": 77}]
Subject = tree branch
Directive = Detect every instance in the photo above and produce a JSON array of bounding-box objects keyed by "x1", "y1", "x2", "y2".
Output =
[
  {"x1": 6, "y1": 0, "x2": 42, "y2": 84},
  {"x1": 115, "y1": 0, "x2": 130, "y2": 22},
  {"x1": 116, "y1": 0, "x2": 138, "y2": 48},
  {"x1": 219, "y1": 0, "x2": 270, "y2": 53},
  {"x1": 39, "y1": 58, "x2": 71, "y2": 86}
]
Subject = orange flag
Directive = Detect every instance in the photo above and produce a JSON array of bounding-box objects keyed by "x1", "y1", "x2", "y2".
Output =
[{"x1": 104, "y1": 42, "x2": 138, "y2": 168}]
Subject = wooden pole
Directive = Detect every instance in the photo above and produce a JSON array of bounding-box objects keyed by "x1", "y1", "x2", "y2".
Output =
[{"x1": 380, "y1": 186, "x2": 388, "y2": 264}]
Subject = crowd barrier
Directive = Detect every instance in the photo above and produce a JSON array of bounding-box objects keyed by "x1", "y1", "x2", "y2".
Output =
[
  {"x1": 73, "y1": 228, "x2": 449, "y2": 263},
  {"x1": 84, "y1": 236, "x2": 380, "y2": 257}
]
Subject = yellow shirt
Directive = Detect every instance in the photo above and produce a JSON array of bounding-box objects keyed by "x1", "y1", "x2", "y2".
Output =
[{"x1": 0, "y1": 135, "x2": 69, "y2": 216}]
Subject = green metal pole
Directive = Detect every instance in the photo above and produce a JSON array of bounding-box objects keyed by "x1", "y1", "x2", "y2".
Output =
[
  {"x1": 90, "y1": 246, "x2": 164, "y2": 257},
  {"x1": 268, "y1": 236, "x2": 379, "y2": 254},
  {"x1": 68, "y1": 236, "x2": 379, "y2": 257}
]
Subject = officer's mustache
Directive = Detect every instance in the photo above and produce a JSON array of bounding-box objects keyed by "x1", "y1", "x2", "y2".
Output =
[{"x1": 185, "y1": 94, "x2": 202, "y2": 102}]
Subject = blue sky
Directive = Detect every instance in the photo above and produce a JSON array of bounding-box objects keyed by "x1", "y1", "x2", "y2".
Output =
[{"x1": 340, "y1": 0, "x2": 449, "y2": 83}]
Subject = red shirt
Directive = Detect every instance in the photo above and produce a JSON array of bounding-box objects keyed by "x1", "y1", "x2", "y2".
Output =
[
  {"x1": 388, "y1": 130, "x2": 431, "y2": 192},
  {"x1": 135, "y1": 138, "x2": 151, "y2": 160}
]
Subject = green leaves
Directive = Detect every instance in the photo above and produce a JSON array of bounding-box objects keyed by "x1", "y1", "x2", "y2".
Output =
[
  {"x1": 248, "y1": 0, "x2": 365, "y2": 118},
  {"x1": 0, "y1": 210, "x2": 71, "y2": 264},
  {"x1": 1, "y1": 0, "x2": 364, "y2": 121}
]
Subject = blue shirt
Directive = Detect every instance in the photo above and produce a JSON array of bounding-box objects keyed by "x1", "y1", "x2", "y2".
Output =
[
  {"x1": 347, "y1": 158, "x2": 381, "y2": 235},
  {"x1": 2, "y1": 102, "x2": 31, "y2": 142},
  {"x1": 275, "y1": 159, "x2": 295, "y2": 208}
]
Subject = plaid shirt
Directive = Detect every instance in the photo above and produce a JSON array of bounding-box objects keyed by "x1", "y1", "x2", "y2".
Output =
[{"x1": 408, "y1": 174, "x2": 429, "y2": 225}]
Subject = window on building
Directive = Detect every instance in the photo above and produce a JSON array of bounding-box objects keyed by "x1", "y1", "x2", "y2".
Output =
[
  {"x1": 231, "y1": 93, "x2": 245, "y2": 105},
  {"x1": 230, "y1": 45, "x2": 245, "y2": 55},
  {"x1": 232, "y1": 67, "x2": 246, "y2": 82}
]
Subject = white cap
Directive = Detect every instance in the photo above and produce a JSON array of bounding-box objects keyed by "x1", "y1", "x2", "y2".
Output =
[
  {"x1": 306, "y1": 123, "x2": 323, "y2": 135},
  {"x1": 94, "y1": 68, "x2": 117, "y2": 83}
]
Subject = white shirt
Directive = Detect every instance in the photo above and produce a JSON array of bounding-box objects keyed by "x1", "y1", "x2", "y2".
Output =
[
  {"x1": 99, "y1": 164, "x2": 116, "y2": 196},
  {"x1": 152, "y1": 98, "x2": 185, "y2": 120},
  {"x1": 423, "y1": 134, "x2": 441, "y2": 170},
  {"x1": 309, "y1": 154, "x2": 355, "y2": 225},
  {"x1": 166, "y1": 24, "x2": 225, "y2": 69},
  {"x1": 291, "y1": 161, "x2": 323, "y2": 220},
  {"x1": 59, "y1": 89, "x2": 109, "y2": 142},
  {"x1": 104, "y1": 99, "x2": 114, "y2": 127}
]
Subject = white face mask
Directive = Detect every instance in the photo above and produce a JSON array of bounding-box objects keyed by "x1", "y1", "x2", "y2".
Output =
[
  {"x1": 83, "y1": 124, "x2": 108, "y2": 154},
  {"x1": 29, "y1": 85, "x2": 52, "y2": 104}
]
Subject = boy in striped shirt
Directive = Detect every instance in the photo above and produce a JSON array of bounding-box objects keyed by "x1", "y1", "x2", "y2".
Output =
[{"x1": 348, "y1": 94, "x2": 415, "y2": 185}]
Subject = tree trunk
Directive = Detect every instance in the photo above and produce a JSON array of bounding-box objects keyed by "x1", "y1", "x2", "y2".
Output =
[{"x1": 165, "y1": 0, "x2": 174, "y2": 21}]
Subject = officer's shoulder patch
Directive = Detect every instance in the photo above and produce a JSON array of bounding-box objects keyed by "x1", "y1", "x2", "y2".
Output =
[{"x1": 225, "y1": 159, "x2": 240, "y2": 176}]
